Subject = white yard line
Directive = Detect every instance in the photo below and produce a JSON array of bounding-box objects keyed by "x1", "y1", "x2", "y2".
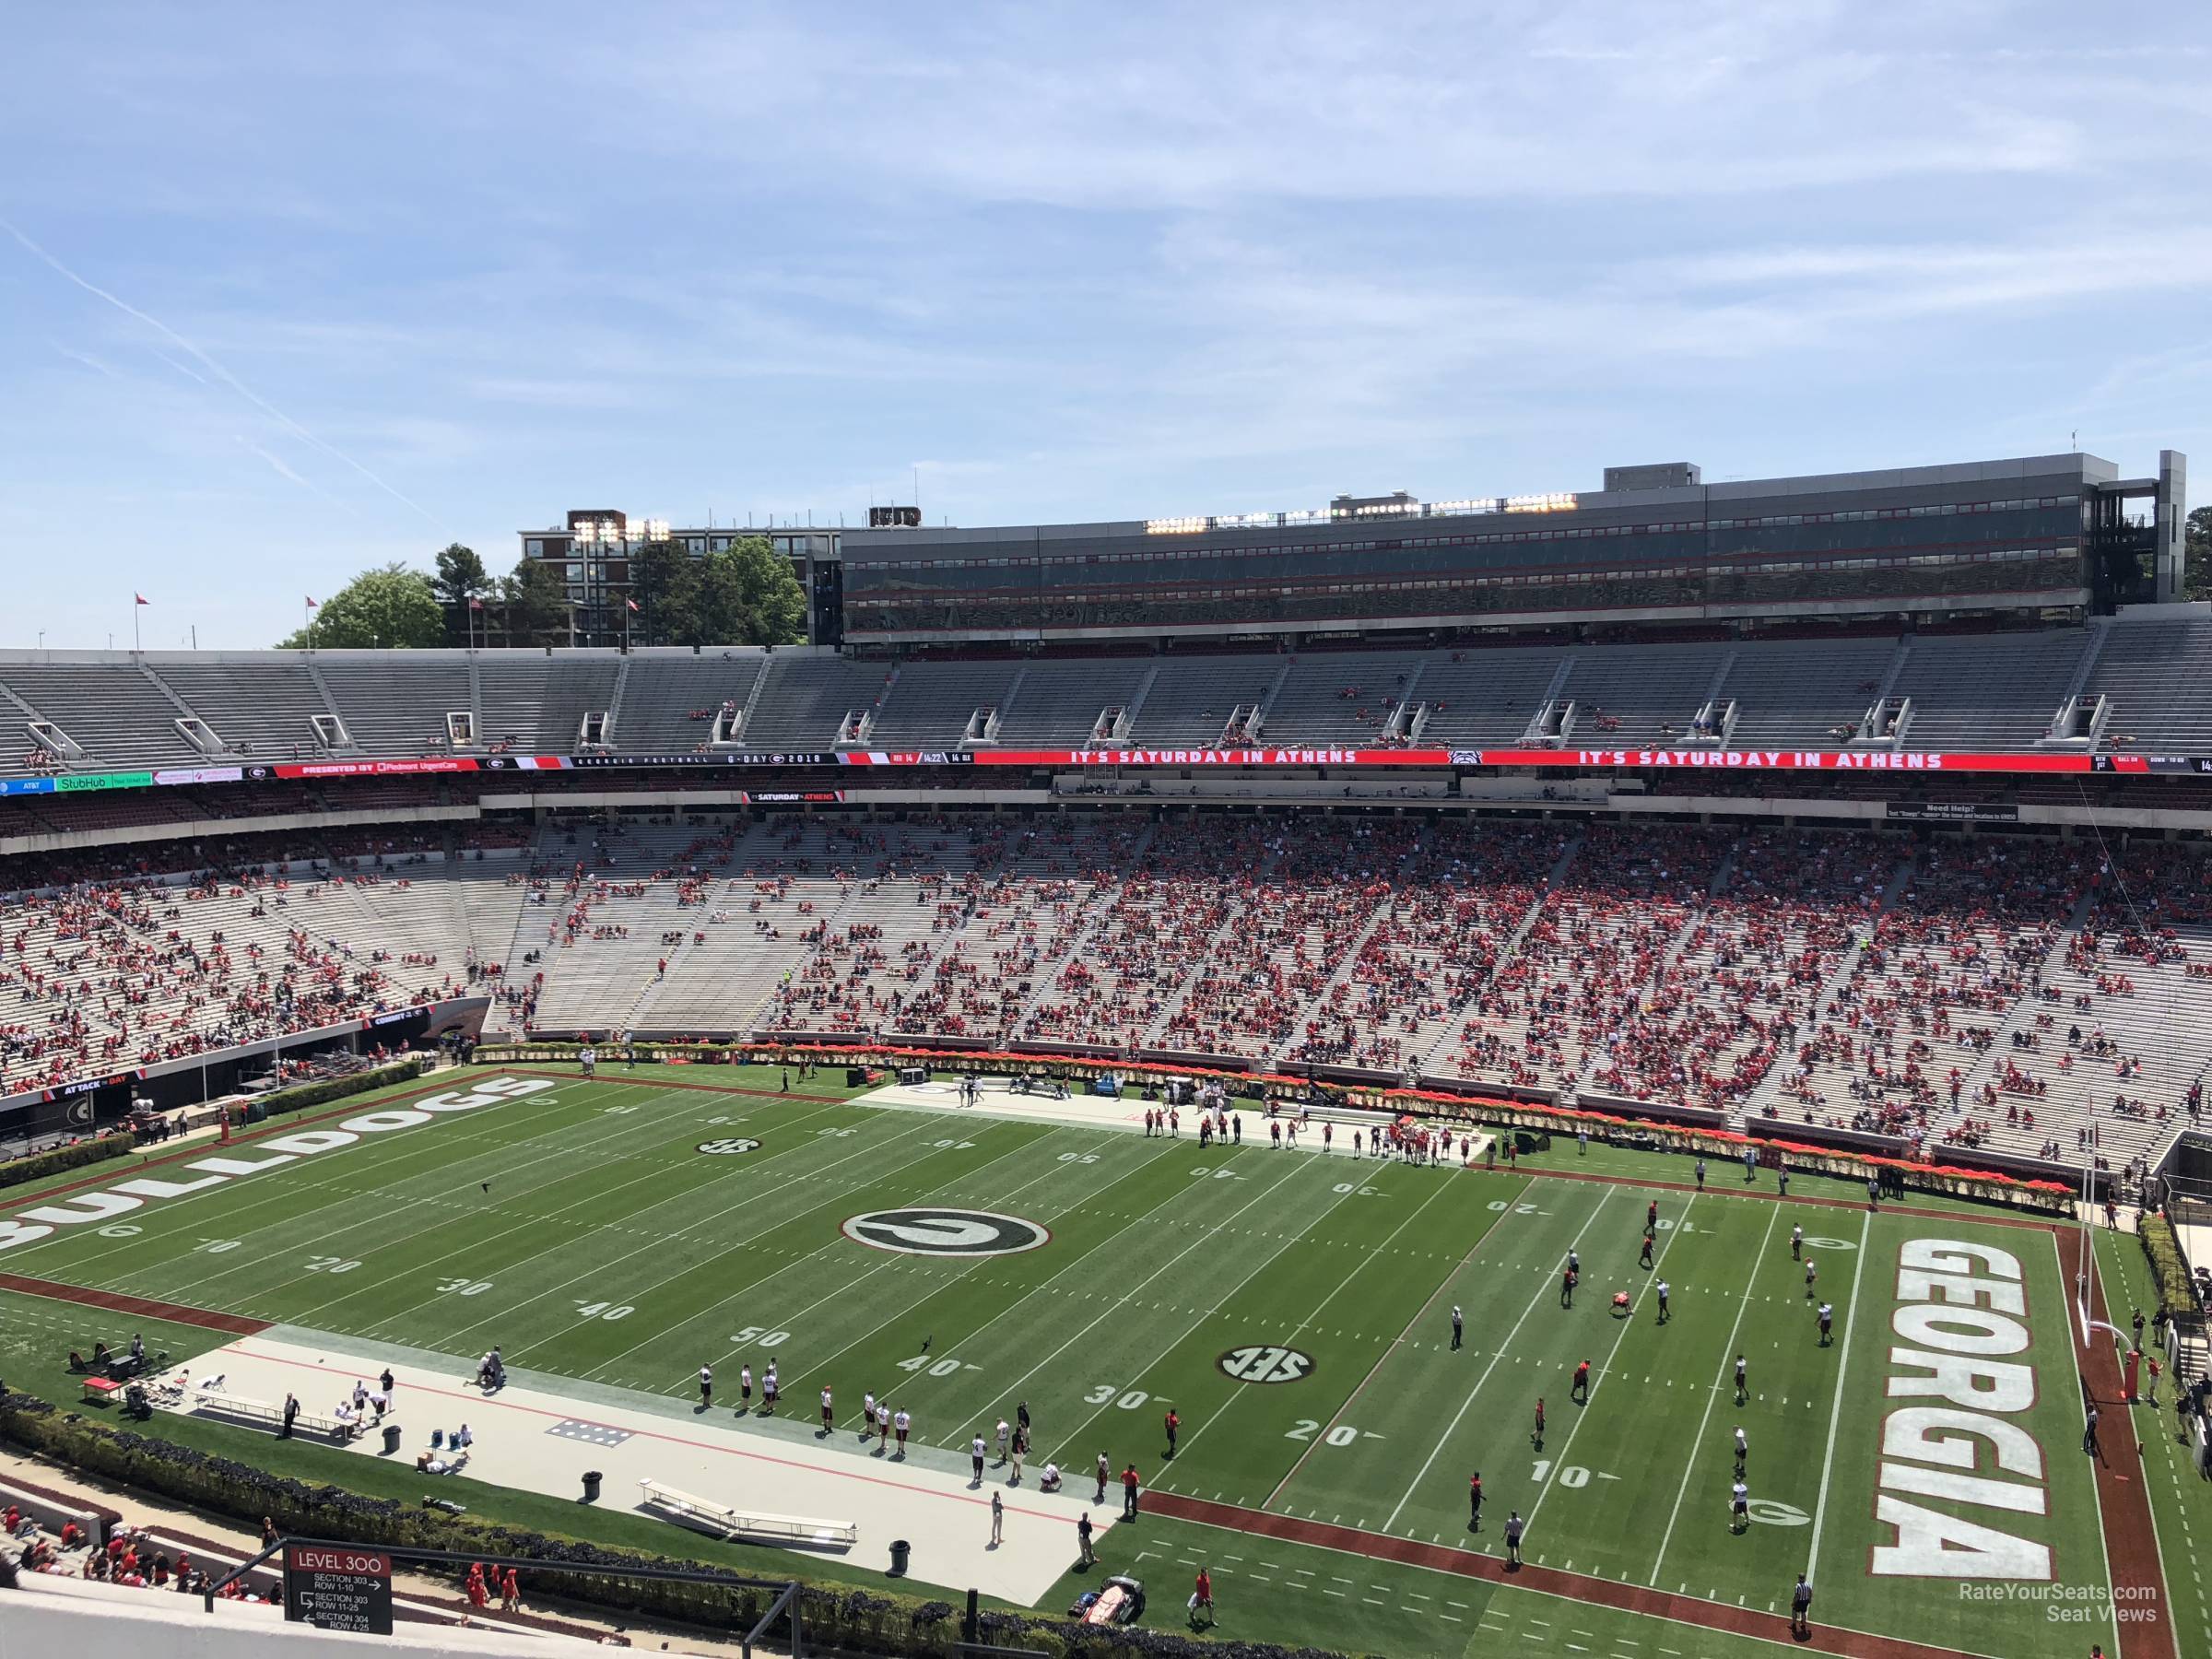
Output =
[
  {"x1": 1524, "y1": 1194, "x2": 1700, "y2": 1537},
  {"x1": 1039, "y1": 1168, "x2": 1375, "y2": 1468},
  {"x1": 676, "y1": 1126, "x2": 1160, "y2": 1394},
  {"x1": 280, "y1": 1093, "x2": 853, "y2": 1325},
  {"x1": 1802, "y1": 1206, "x2": 1872, "y2": 1587},
  {"x1": 586, "y1": 1121, "x2": 1089, "y2": 1386},
  {"x1": 798, "y1": 1135, "x2": 1196, "y2": 1417},
  {"x1": 1265, "y1": 1175, "x2": 1537, "y2": 1509},
  {"x1": 880, "y1": 1143, "x2": 1276, "y2": 1434},
  {"x1": 939, "y1": 1153, "x2": 1316, "y2": 1446},
  {"x1": 1382, "y1": 1185, "x2": 1615, "y2": 1535},
  {"x1": 1166, "y1": 1167, "x2": 1467, "y2": 1472},
  {"x1": 1648, "y1": 1201, "x2": 1779, "y2": 1585},
  {"x1": 18, "y1": 1077, "x2": 612, "y2": 1281},
  {"x1": 445, "y1": 1112, "x2": 962, "y2": 1362}
]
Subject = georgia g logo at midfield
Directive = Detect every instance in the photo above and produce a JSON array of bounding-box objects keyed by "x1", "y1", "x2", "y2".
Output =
[{"x1": 841, "y1": 1208, "x2": 1050, "y2": 1257}]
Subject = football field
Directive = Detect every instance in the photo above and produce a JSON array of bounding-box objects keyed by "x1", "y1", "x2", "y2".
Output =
[{"x1": 0, "y1": 1064, "x2": 2162, "y2": 1658}]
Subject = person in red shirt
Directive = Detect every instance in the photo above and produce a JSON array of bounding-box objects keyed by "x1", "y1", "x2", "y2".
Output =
[
  {"x1": 1164, "y1": 1408, "x2": 1180, "y2": 1458},
  {"x1": 465, "y1": 1564, "x2": 489, "y2": 1608},
  {"x1": 1532, "y1": 1397, "x2": 1545, "y2": 1449},
  {"x1": 1190, "y1": 1566, "x2": 1214, "y2": 1629},
  {"x1": 1468, "y1": 1470, "x2": 1484, "y2": 1530},
  {"x1": 1122, "y1": 1464, "x2": 1140, "y2": 1520},
  {"x1": 1572, "y1": 1359, "x2": 1591, "y2": 1404},
  {"x1": 500, "y1": 1566, "x2": 520, "y2": 1611}
]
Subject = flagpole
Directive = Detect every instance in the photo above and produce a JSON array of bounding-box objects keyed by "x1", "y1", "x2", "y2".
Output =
[{"x1": 133, "y1": 597, "x2": 140, "y2": 653}]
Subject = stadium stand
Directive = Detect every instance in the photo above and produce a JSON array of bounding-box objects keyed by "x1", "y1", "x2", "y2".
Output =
[
  {"x1": 867, "y1": 661, "x2": 1022, "y2": 745},
  {"x1": 611, "y1": 653, "x2": 769, "y2": 751},
  {"x1": 992, "y1": 657, "x2": 1153, "y2": 745},
  {"x1": 315, "y1": 655, "x2": 473, "y2": 754},
  {"x1": 4, "y1": 621, "x2": 2212, "y2": 774},
  {"x1": 1403, "y1": 645, "x2": 1577, "y2": 745},
  {"x1": 476, "y1": 655, "x2": 622, "y2": 752},
  {"x1": 6, "y1": 612, "x2": 2212, "y2": 1184},
  {"x1": 146, "y1": 658, "x2": 338, "y2": 758},
  {"x1": 1887, "y1": 630, "x2": 2094, "y2": 749},
  {"x1": 2081, "y1": 614, "x2": 2212, "y2": 752},
  {"x1": 1261, "y1": 650, "x2": 1432, "y2": 744},
  {"x1": 0, "y1": 661, "x2": 206, "y2": 770},
  {"x1": 1712, "y1": 638, "x2": 1896, "y2": 748}
]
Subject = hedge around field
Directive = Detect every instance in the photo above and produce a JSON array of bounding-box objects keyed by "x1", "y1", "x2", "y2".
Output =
[
  {"x1": 0, "y1": 1131, "x2": 135, "y2": 1193},
  {"x1": 0, "y1": 1392, "x2": 1352, "y2": 1659},
  {"x1": 2138, "y1": 1213, "x2": 2197, "y2": 1322},
  {"x1": 239, "y1": 1056, "x2": 428, "y2": 1124}
]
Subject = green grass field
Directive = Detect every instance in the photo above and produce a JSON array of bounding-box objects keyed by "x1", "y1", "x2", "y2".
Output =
[{"x1": 0, "y1": 1064, "x2": 2149, "y2": 1658}]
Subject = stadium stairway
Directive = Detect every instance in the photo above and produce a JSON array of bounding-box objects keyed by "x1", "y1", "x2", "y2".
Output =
[
  {"x1": 1263, "y1": 895, "x2": 1398, "y2": 1070},
  {"x1": 1139, "y1": 836, "x2": 1288, "y2": 1053},
  {"x1": 1005, "y1": 821, "x2": 1159, "y2": 1037},
  {"x1": 1566, "y1": 840, "x2": 1740, "y2": 1098},
  {"x1": 1408, "y1": 830, "x2": 1584, "y2": 1084},
  {"x1": 1735, "y1": 849, "x2": 1918, "y2": 1120}
]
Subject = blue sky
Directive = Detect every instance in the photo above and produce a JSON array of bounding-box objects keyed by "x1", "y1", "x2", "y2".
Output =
[{"x1": 4, "y1": 2, "x2": 2208, "y2": 649}]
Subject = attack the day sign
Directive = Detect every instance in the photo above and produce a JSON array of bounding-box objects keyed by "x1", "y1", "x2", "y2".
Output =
[{"x1": 282, "y1": 1544, "x2": 394, "y2": 1633}]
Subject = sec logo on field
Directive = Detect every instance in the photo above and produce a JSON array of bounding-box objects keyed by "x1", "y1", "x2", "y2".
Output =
[
  {"x1": 841, "y1": 1208, "x2": 1050, "y2": 1257},
  {"x1": 1218, "y1": 1346, "x2": 1314, "y2": 1384},
  {"x1": 696, "y1": 1138, "x2": 762, "y2": 1155}
]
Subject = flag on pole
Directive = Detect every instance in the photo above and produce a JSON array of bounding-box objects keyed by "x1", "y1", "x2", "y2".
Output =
[
  {"x1": 305, "y1": 595, "x2": 319, "y2": 608},
  {"x1": 468, "y1": 597, "x2": 484, "y2": 610},
  {"x1": 134, "y1": 593, "x2": 149, "y2": 606},
  {"x1": 626, "y1": 598, "x2": 641, "y2": 613}
]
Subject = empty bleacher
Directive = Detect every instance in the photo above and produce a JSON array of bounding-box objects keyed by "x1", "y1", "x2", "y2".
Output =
[
  {"x1": 741, "y1": 656, "x2": 901, "y2": 748},
  {"x1": 993, "y1": 658, "x2": 1152, "y2": 745},
  {"x1": 316, "y1": 656, "x2": 473, "y2": 754},
  {"x1": 1715, "y1": 639, "x2": 1898, "y2": 748},
  {"x1": 1131, "y1": 657, "x2": 1282, "y2": 745},
  {"x1": 477, "y1": 656, "x2": 622, "y2": 752},
  {"x1": 613, "y1": 654, "x2": 769, "y2": 752},
  {"x1": 0, "y1": 661, "x2": 205, "y2": 769},
  {"x1": 151, "y1": 657, "x2": 336, "y2": 758},
  {"x1": 867, "y1": 661, "x2": 1022, "y2": 745},
  {"x1": 1402, "y1": 646, "x2": 1571, "y2": 744},
  {"x1": 1261, "y1": 651, "x2": 1430, "y2": 744},
  {"x1": 0, "y1": 614, "x2": 2206, "y2": 779},
  {"x1": 1888, "y1": 631, "x2": 2091, "y2": 749},
  {"x1": 2082, "y1": 616, "x2": 2212, "y2": 753},
  {"x1": 1557, "y1": 644, "x2": 1730, "y2": 745}
]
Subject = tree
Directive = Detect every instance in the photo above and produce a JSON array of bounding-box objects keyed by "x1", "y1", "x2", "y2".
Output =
[
  {"x1": 430, "y1": 543, "x2": 493, "y2": 646},
  {"x1": 431, "y1": 543, "x2": 491, "y2": 608},
  {"x1": 628, "y1": 537, "x2": 695, "y2": 647},
  {"x1": 500, "y1": 554, "x2": 571, "y2": 648},
  {"x1": 2187, "y1": 505, "x2": 2211, "y2": 603},
  {"x1": 661, "y1": 535, "x2": 808, "y2": 648},
  {"x1": 278, "y1": 561, "x2": 444, "y2": 649}
]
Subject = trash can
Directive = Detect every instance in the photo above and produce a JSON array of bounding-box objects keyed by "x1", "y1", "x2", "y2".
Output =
[
  {"x1": 382, "y1": 1422, "x2": 402, "y2": 1455},
  {"x1": 888, "y1": 1539, "x2": 911, "y2": 1577},
  {"x1": 582, "y1": 1470, "x2": 602, "y2": 1502}
]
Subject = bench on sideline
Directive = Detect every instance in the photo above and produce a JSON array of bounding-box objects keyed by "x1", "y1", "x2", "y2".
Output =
[
  {"x1": 184, "y1": 1385, "x2": 360, "y2": 1445},
  {"x1": 637, "y1": 1478, "x2": 857, "y2": 1550}
]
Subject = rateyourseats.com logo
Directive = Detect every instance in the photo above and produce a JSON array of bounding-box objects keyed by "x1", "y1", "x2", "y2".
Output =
[{"x1": 840, "y1": 1208, "x2": 1050, "y2": 1257}]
